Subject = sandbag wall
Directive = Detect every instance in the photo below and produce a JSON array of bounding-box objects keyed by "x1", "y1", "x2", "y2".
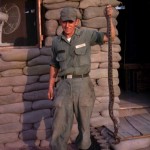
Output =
[
  {"x1": 0, "y1": 47, "x2": 53, "y2": 149},
  {"x1": 0, "y1": 0, "x2": 121, "y2": 149}
]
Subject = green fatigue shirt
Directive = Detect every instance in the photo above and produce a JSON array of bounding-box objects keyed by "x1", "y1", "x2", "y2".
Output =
[{"x1": 50, "y1": 28, "x2": 104, "y2": 76}]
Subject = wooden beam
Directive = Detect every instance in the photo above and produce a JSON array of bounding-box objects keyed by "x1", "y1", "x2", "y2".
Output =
[{"x1": 36, "y1": 0, "x2": 43, "y2": 48}]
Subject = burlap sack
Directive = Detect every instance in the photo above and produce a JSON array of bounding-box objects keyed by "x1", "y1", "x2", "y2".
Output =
[
  {"x1": 43, "y1": 1, "x2": 79, "y2": 9},
  {"x1": 83, "y1": 6, "x2": 119, "y2": 19},
  {"x1": 45, "y1": 8, "x2": 82, "y2": 20},
  {"x1": 79, "y1": 0, "x2": 121, "y2": 9},
  {"x1": 43, "y1": 0, "x2": 66, "y2": 4}
]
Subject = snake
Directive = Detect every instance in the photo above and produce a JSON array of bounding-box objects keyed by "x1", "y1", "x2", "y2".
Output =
[{"x1": 107, "y1": 10, "x2": 120, "y2": 144}]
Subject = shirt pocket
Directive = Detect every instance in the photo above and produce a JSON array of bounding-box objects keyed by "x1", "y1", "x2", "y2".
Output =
[
  {"x1": 56, "y1": 50, "x2": 67, "y2": 69},
  {"x1": 56, "y1": 50, "x2": 66, "y2": 61},
  {"x1": 74, "y1": 47, "x2": 87, "y2": 55},
  {"x1": 74, "y1": 46, "x2": 90, "y2": 65}
]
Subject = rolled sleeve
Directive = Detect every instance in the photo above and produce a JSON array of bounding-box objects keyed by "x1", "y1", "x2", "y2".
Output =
[{"x1": 85, "y1": 30, "x2": 104, "y2": 46}]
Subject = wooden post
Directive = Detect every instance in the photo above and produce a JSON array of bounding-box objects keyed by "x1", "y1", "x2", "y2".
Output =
[{"x1": 36, "y1": 0, "x2": 43, "y2": 48}]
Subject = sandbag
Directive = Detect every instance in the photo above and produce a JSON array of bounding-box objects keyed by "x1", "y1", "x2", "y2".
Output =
[
  {"x1": 83, "y1": 6, "x2": 119, "y2": 19},
  {"x1": 79, "y1": 0, "x2": 121, "y2": 9},
  {"x1": 43, "y1": 1, "x2": 79, "y2": 9},
  {"x1": 43, "y1": 0, "x2": 66, "y2": 4}
]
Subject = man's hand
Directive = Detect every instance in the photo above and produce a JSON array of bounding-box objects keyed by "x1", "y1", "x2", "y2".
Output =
[
  {"x1": 48, "y1": 66, "x2": 58, "y2": 100},
  {"x1": 105, "y1": 4, "x2": 113, "y2": 18},
  {"x1": 48, "y1": 86, "x2": 54, "y2": 100}
]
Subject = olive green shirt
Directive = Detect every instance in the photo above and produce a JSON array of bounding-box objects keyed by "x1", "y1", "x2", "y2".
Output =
[{"x1": 50, "y1": 28, "x2": 104, "y2": 76}]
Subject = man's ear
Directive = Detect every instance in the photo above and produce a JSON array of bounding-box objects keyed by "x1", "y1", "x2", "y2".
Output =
[{"x1": 75, "y1": 19, "x2": 80, "y2": 26}]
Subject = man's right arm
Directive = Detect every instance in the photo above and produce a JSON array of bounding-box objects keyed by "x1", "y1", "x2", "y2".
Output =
[
  {"x1": 103, "y1": 5, "x2": 116, "y2": 42},
  {"x1": 48, "y1": 65, "x2": 58, "y2": 100}
]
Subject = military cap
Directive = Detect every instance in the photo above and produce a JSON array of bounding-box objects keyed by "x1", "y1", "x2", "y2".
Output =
[{"x1": 60, "y1": 7, "x2": 77, "y2": 21}]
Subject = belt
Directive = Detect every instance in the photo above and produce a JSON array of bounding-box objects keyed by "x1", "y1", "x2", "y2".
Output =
[{"x1": 61, "y1": 73, "x2": 89, "y2": 79}]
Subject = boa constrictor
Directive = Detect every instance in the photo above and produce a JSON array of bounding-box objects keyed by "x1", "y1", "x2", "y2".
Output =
[{"x1": 107, "y1": 13, "x2": 120, "y2": 144}]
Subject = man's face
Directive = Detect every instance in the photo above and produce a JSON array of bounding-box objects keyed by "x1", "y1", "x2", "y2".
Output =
[{"x1": 60, "y1": 19, "x2": 79, "y2": 38}]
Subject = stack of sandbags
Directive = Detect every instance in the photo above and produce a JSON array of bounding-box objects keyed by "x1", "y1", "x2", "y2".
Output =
[{"x1": 0, "y1": 47, "x2": 54, "y2": 149}]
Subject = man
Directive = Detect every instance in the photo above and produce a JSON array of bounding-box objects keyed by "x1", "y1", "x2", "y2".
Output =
[{"x1": 48, "y1": 5, "x2": 115, "y2": 150}]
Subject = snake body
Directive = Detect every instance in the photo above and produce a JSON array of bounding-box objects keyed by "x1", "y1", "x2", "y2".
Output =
[{"x1": 107, "y1": 14, "x2": 120, "y2": 144}]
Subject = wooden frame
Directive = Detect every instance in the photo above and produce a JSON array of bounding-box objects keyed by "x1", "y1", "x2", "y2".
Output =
[{"x1": 36, "y1": 0, "x2": 43, "y2": 48}]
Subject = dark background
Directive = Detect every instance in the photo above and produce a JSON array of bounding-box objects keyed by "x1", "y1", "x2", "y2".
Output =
[
  {"x1": 117, "y1": 0, "x2": 150, "y2": 64},
  {"x1": 117, "y1": 0, "x2": 150, "y2": 92}
]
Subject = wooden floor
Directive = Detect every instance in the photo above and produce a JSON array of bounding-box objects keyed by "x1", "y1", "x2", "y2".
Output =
[
  {"x1": 106, "y1": 113, "x2": 150, "y2": 141},
  {"x1": 106, "y1": 90, "x2": 150, "y2": 141}
]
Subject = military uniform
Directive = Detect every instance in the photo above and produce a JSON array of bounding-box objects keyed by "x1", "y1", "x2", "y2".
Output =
[{"x1": 50, "y1": 27, "x2": 104, "y2": 150}]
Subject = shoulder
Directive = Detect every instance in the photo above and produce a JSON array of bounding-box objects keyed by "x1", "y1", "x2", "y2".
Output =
[
  {"x1": 52, "y1": 36, "x2": 61, "y2": 42},
  {"x1": 52, "y1": 35, "x2": 61, "y2": 46},
  {"x1": 80, "y1": 27, "x2": 99, "y2": 35},
  {"x1": 75, "y1": 27, "x2": 95, "y2": 37},
  {"x1": 76, "y1": 27, "x2": 89, "y2": 34}
]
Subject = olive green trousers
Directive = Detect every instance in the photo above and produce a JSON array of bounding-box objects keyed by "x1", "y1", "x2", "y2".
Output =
[{"x1": 50, "y1": 77, "x2": 95, "y2": 150}]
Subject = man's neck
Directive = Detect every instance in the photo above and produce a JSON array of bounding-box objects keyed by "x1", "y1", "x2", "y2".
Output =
[
  {"x1": 64, "y1": 33, "x2": 74, "y2": 38},
  {"x1": 63, "y1": 29, "x2": 76, "y2": 38}
]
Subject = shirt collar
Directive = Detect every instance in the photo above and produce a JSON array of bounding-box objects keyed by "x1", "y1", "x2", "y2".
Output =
[
  {"x1": 60, "y1": 27, "x2": 81, "y2": 40},
  {"x1": 74, "y1": 27, "x2": 81, "y2": 36}
]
